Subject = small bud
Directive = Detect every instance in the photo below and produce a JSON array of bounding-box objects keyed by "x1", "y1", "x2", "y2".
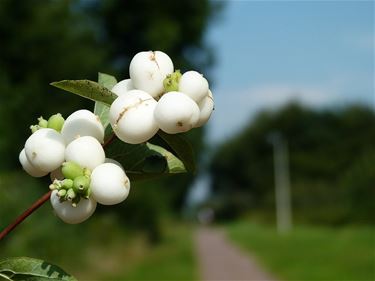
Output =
[
  {"x1": 48, "y1": 113, "x2": 65, "y2": 132},
  {"x1": 73, "y1": 175, "x2": 90, "y2": 193},
  {"x1": 50, "y1": 179, "x2": 63, "y2": 190},
  {"x1": 57, "y1": 189, "x2": 67, "y2": 198},
  {"x1": 61, "y1": 179, "x2": 74, "y2": 190},
  {"x1": 30, "y1": 125, "x2": 41, "y2": 134},
  {"x1": 163, "y1": 70, "x2": 181, "y2": 93},
  {"x1": 83, "y1": 168, "x2": 91, "y2": 177},
  {"x1": 62, "y1": 161, "x2": 84, "y2": 180},
  {"x1": 38, "y1": 116, "x2": 48, "y2": 128},
  {"x1": 66, "y1": 188, "x2": 76, "y2": 201}
]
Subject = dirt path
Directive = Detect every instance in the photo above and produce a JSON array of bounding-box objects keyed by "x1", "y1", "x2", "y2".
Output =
[{"x1": 194, "y1": 227, "x2": 277, "y2": 281}]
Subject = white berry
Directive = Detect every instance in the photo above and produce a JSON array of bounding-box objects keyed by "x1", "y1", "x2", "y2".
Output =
[
  {"x1": 50, "y1": 190, "x2": 97, "y2": 224},
  {"x1": 154, "y1": 92, "x2": 200, "y2": 134},
  {"x1": 90, "y1": 163, "x2": 130, "y2": 205},
  {"x1": 61, "y1": 109, "x2": 104, "y2": 144},
  {"x1": 109, "y1": 90, "x2": 159, "y2": 144},
  {"x1": 111, "y1": 79, "x2": 134, "y2": 96},
  {"x1": 25, "y1": 128, "x2": 65, "y2": 172},
  {"x1": 65, "y1": 136, "x2": 105, "y2": 171},
  {"x1": 194, "y1": 90, "x2": 214, "y2": 128},
  {"x1": 19, "y1": 148, "x2": 48, "y2": 177},
  {"x1": 178, "y1": 71, "x2": 209, "y2": 103},
  {"x1": 129, "y1": 51, "x2": 173, "y2": 98}
]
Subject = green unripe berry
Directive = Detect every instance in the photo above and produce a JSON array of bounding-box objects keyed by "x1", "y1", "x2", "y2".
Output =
[
  {"x1": 61, "y1": 178, "x2": 74, "y2": 190},
  {"x1": 62, "y1": 161, "x2": 84, "y2": 180},
  {"x1": 38, "y1": 117, "x2": 48, "y2": 128},
  {"x1": 48, "y1": 113, "x2": 65, "y2": 132},
  {"x1": 163, "y1": 70, "x2": 182, "y2": 93},
  {"x1": 73, "y1": 175, "x2": 90, "y2": 193}
]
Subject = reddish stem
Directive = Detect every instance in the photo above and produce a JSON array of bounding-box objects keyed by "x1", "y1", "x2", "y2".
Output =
[
  {"x1": 0, "y1": 190, "x2": 52, "y2": 241},
  {"x1": 0, "y1": 134, "x2": 116, "y2": 242},
  {"x1": 103, "y1": 133, "x2": 116, "y2": 147}
]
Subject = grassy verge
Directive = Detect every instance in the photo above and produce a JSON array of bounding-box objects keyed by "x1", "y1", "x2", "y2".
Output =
[
  {"x1": 226, "y1": 221, "x2": 375, "y2": 281},
  {"x1": 107, "y1": 224, "x2": 197, "y2": 281}
]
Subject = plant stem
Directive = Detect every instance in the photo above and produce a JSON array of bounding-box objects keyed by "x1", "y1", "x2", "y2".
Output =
[
  {"x1": 0, "y1": 190, "x2": 52, "y2": 241},
  {"x1": 0, "y1": 133, "x2": 116, "y2": 242},
  {"x1": 103, "y1": 132, "x2": 115, "y2": 147}
]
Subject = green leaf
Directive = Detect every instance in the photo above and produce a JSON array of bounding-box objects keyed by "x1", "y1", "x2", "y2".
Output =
[
  {"x1": 105, "y1": 138, "x2": 186, "y2": 182},
  {"x1": 156, "y1": 131, "x2": 196, "y2": 173},
  {"x1": 50, "y1": 79, "x2": 117, "y2": 105},
  {"x1": 94, "y1": 73, "x2": 117, "y2": 130},
  {"x1": 97, "y1": 72, "x2": 117, "y2": 90},
  {"x1": 0, "y1": 257, "x2": 77, "y2": 281}
]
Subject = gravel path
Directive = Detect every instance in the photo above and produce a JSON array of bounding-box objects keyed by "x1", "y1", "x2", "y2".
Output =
[{"x1": 195, "y1": 227, "x2": 277, "y2": 281}]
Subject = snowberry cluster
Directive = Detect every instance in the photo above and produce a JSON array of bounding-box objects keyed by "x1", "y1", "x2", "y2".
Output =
[
  {"x1": 18, "y1": 50, "x2": 214, "y2": 225},
  {"x1": 110, "y1": 50, "x2": 214, "y2": 144},
  {"x1": 19, "y1": 110, "x2": 130, "y2": 224}
]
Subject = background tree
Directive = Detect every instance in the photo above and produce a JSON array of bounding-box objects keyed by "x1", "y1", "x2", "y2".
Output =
[{"x1": 209, "y1": 103, "x2": 375, "y2": 224}]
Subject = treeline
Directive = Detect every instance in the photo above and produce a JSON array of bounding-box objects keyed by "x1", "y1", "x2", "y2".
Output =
[{"x1": 209, "y1": 103, "x2": 375, "y2": 225}]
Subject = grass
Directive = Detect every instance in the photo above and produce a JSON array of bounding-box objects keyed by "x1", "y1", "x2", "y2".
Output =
[
  {"x1": 226, "y1": 221, "x2": 375, "y2": 281},
  {"x1": 106, "y1": 224, "x2": 198, "y2": 281}
]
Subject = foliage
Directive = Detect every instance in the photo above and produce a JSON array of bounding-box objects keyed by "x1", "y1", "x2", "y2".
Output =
[
  {"x1": 0, "y1": 0, "x2": 108, "y2": 170},
  {"x1": 209, "y1": 103, "x2": 375, "y2": 224},
  {"x1": 227, "y1": 221, "x2": 375, "y2": 281},
  {"x1": 88, "y1": 0, "x2": 223, "y2": 74},
  {"x1": 0, "y1": 257, "x2": 77, "y2": 281}
]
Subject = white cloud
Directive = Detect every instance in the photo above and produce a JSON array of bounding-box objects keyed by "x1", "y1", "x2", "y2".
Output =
[
  {"x1": 345, "y1": 32, "x2": 374, "y2": 52},
  {"x1": 238, "y1": 84, "x2": 336, "y2": 108},
  {"x1": 207, "y1": 83, "x2": 341, "y2": 143}
]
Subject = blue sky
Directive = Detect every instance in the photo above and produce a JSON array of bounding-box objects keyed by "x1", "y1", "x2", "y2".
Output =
[{"x1": 206, "y1": 0, "x2": 374, "y2": 143}]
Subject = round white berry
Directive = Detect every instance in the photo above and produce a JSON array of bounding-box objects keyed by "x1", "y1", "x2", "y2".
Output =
[
  {"x1": 194, "y1": 90, "x2": 214, "y2": 128},
  {"x1": 65, "y1": 136, "x2": 105, "y2": 171},
  {"x1": 129, "y1": 51, "x2": 173, "y2": 98},
  {"x1": 90, "y1": 163, "x2": 130, "y2": 205},
  {"x1": 178, "y1": 71, "x2": 209, "y2": 103},
  {"x1": 111, "y1": 79, "x2": 134, "y2": 96},
  {"x1": 25, "y1": 128, "x2": 65, "y2": 172},
  {"x1": 19, "y1": 148, "x2": 48, "y2": 177},
  {"x1": 50, "y1": 190, "x2": 97, "y2": 224},
  {"x1": 154, "y1": 92, "x2": 200, "y2": 134},
  {"x1": 109, "y1": 90, "x2": 159, "y2": 144},
  {"x1": 61, "y1": 109, "x2": 104, "y2": 144}
]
